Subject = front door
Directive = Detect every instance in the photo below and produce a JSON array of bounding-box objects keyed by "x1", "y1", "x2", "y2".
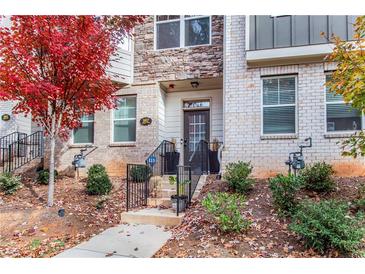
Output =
[{"x1": 183, "y1": 110, "x2": 210, "y2": 165}]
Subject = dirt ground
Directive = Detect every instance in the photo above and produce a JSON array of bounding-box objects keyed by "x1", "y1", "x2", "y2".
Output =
[
  {"x1": 154, "y1": 176, "x2": 365, "y2": 258},
  {"x1": 0, "y1": 176, "x2": 126, "y2": 257}
]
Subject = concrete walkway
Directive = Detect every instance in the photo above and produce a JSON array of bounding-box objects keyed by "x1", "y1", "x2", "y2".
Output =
[{"x1": 55, "y1": 224, "x2": 171, "y2": 258}]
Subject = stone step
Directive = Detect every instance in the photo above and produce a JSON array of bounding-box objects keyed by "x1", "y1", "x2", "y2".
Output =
[
  {"x1": 147, "y1": 197, "x2": 172, "y2": 207},
  {"x1": 121, "y1": 208, "x2": 184, "y2": 227}
]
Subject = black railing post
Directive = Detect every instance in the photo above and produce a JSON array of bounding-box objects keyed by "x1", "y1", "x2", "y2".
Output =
[
  {"x1": 7, "y1": 144, "x2": 12, "y2": 173},
  {"x1": 188, "y1": 166, "x2": 192, "y2": 204},
  {"x1": 176, "y1": 166, "x2": 180, "y2": 216},
  {"x1": 126, "y1": 164, "x2": 130, "y2": 212},
  {"x1": 144, "y1": 166, "x2": 148, "y2": 205}
]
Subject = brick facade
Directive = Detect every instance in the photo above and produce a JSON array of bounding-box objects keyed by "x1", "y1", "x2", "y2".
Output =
[
  {"x1": 54, "y1": 84, "x2": 162, "y2": 177},
  {"x1": 223, "y1": 16, "x2": 365, "y2": 178}
]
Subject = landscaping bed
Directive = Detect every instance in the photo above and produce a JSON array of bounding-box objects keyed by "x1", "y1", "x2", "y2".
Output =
[
  {"x1": 154, "y1": 176, "x2": 365, "y2": 258},
  {"x1": 0, "y1": 176, "x2": 125, "y2": 257}
]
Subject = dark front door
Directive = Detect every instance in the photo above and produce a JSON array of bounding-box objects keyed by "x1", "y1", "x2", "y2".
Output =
[{"x1": 183, "y1": 110, "x2": 210, "y2": 165}]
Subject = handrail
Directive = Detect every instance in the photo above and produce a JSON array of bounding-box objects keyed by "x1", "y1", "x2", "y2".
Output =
[
  {"x1": 3, "y1": 131, "x2": 44, "y2": 173},
  {"x1": 145, "y1": 140, "x2": 178, "y2": 176},
  {"x1": 0, "y1": 131, "x2": 27, "y2": 148},
  {"x1": 145, "y1": 140, "x2": 175, "y2": 163}
]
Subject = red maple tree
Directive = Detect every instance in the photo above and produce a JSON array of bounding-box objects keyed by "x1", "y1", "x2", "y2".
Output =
[{"x1": 0, "y1": 16, "x2": 145, "y2": 206}]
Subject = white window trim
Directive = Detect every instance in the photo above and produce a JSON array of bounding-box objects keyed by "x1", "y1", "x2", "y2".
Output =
[
  {"x1": 72, "y1": 115, "x2": 95, "y2": 145},
  {"x1": 261, "y1": 75, "x2": 298, "y2": 136},
  {"x1": 154, "y1": 15, "x2": 212, "y2": 51},
  {"x1": 324, "y1": 72, "x2": 364, "y2": 134},
  {"x1": 110, "y1": 95, "x2": 137, "y2": 144}
]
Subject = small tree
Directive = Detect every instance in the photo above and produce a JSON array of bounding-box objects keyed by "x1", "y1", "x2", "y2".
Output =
[
  {"x1": 325, "y1": 16, "x2": 365, "y2": 157},
  {"x1": 0, "y1": 16, "x2": 145, "y2": 206}
]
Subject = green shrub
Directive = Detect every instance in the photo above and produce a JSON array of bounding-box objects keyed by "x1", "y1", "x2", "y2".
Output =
[
  {"x1": 86, "y1": 164, "x2": 112, "y2": 195},
  {"x1": 290, "y1": 200, "x2": 365, "y2": 255},
  {"x1": 202, "y1": 192, "x2": 251, "y2": 233},
  {"x1": 223, "y1": 161, "x2": 254, "y2": 194},
  {"x1": 269, "y1": 174, "x2": 303, "y2": 215},
  {"x1": 37, "y1": 169, "x2": 59, "y2": 185},
  {"x1": 354, "y1": 183, "x2": 365, "y2": 211},
  {"x1": 300, "y1": 162, "x2": 335, "y2": 192},
  {"x1": 129, "y1": 165, "x2": 152, "y2": 181},
  {"x1": 0, "y1": 173, "x2": 22, "y2": 195}
]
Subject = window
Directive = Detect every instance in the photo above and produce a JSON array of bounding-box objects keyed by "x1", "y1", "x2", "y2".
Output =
[
  {"x1": 113, "y1": 96, "x2": 137, "y2": 142},
  {"x1": 73, "y1": 114, "x2": 94, "y2": 144},
  {"x1": 119, "y1": 36, "x2": 132, "y2": 52},
  {"x1": 155, "y1": 16, "x2": 211, "y2": 50},
  {"x1": 183, "y1": 99, "x2": 210, "y2": 109},
  {"x1": 262, "y1": 76, "x2": 297, "y2": 134},
  {"x1": 325, "y1": 74, "x2": 362, "y2": 132}
]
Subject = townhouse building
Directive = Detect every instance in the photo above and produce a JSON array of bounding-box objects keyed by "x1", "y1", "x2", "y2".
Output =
[{"x1": 1, "y1": 15, "x2": 364, "y2": 177}]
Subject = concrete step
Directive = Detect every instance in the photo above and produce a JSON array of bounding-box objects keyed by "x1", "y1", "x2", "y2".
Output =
[
  {"x1": 147, "y1": 197, "x2": 172, "y2": 207},
  {"x1": 121, "y1": 208, "x2": 184, "y2": 227},
  {"x1": 156, "y1": 188, "x2": 176, "y2": 198}
]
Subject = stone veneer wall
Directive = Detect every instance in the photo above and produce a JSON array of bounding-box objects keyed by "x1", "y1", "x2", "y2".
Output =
[
  {"x1": 53, "y1": 84, "x2": 162, "y2": 177},
  {"x1": 133, "y1": 15, "x2": 224, "y2": 83},
  {"x1": 223, "y1": 15, "x2": 365, "y2": 178}
]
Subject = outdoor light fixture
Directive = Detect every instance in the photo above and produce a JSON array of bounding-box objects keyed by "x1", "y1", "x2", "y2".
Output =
[
  {"x1": 190, "y1": 81, "x2": 199, "y2": 88},
  {"x1": 168, "y1": 83, "x2": 175, "y2": 89}
]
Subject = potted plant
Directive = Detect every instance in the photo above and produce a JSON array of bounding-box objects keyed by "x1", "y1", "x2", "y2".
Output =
[{"x1": 168, "y1": 176, "x2": 190, "y2": 212}]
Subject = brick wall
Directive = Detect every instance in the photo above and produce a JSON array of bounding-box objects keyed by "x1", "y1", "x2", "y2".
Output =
[
  {"x1": 133, "y1": 16, "x2": 224, "y2": 83},
  {"x1": 223, "y1": 15, "x2": 365, "y2": 178},
  {"x1": 54, "y1": 84, "x2": 162, "y2": 177}
]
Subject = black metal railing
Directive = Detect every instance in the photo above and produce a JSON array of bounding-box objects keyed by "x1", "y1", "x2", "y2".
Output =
[
  {"x1": 175, "y1": 165, "x2": 192, "y2": 216},
  {"x1": 126, "y1": 163, "x2": 151, "y2": 211},
  {"x1": 0, "y1": 132, "x2": 27, "y2": 170},
  {"x1": 208, "y1": 141, "x2": 223, "y2": 174},
  {"x1": 145, "y1": 140, "x2": 179, "y2": 176},
  {"x1": 2, "y1": 131, "x2": 44, "y2": 173},
  {"x1": 188, "y1": 140, "x2": 209, "y2": 195}
]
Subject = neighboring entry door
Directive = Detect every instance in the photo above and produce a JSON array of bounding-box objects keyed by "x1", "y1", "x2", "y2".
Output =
[{"x1": 183, "y1": 110, "x2": 210, "y2": 165}]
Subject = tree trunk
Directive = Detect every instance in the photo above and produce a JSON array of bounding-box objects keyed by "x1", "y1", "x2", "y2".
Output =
[{"x1": 47, "y1": 115, "x2": 56, "y2": 207}]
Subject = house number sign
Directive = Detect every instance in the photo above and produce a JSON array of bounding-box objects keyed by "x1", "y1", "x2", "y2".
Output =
[
  {"x1": 140, "y1": 117, "x2": 152, "y2": 126},
  {"x1": 1, "y1": 114, "x2": 11, "y2": 121}
]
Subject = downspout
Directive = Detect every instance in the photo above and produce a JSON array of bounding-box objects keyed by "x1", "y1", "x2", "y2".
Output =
[{"x1": 219, "y1": 15, "x2": 227, "y2": 178}]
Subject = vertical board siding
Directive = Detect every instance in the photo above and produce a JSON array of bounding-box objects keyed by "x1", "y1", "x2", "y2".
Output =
[
  {"x1": 250, "y1": 15, "x2": 357, "y2": 50},
  {"x1": 309, "y1": 16, "x2": 328, "y2": 44}
]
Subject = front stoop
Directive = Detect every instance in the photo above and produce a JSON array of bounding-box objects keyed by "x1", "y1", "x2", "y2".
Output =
[{"x1": 121, "y1": 208, "x2": 184, "y2": 227}]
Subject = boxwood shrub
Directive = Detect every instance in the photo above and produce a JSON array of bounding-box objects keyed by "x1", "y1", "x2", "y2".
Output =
[
  {"x1": 269, "y1": 174, "x2": 303, "y2": 216},
  {"x1": 37, "y1": 169, "x2": 59, "y2": 185},
  {"x1": 300, "y1": 162, "x2": 335, "y2": 193},
  {"x1": 202, "y1": 192, "x2": 251, "y2": 233},
  {"x1": 290, "y1": 199, "x2": 365, "y2": 255},
  {"x1": 86, "y1": 164, "x2": 112, "y2": 195},
  {"x1": 223, "y1": 161, "x2": 254, "y2": 194},
  {"x1": 0, "y1": 173, "x2": 22, "y2": 195}
]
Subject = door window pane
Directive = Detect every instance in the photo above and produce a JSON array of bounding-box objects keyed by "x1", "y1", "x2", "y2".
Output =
[{"x1": 185, "y1": 17, "x2": 210, "y2": 46}]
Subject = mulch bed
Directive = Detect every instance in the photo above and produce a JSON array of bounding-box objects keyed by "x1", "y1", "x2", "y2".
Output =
[
  {"x1": 0, "y1": 175, "x2": 126, "y2": 257},
  {"x1": 154, "y1": 176, "x2": 365, "y2": 258}
]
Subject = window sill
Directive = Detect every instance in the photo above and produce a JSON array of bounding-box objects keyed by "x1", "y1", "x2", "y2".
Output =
[
  {"x1": 108, "y1": 142, "x2": 136, "y2": 147},
  {"x1": 324, "y1": 132, "x2": 357, "y2": 139},
  {"x1": 260, "y1": 134, "x2": 298, "y2": 140},
  {"x1": 68, "y1": 144, "x2": 94, "y2": 148}
]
